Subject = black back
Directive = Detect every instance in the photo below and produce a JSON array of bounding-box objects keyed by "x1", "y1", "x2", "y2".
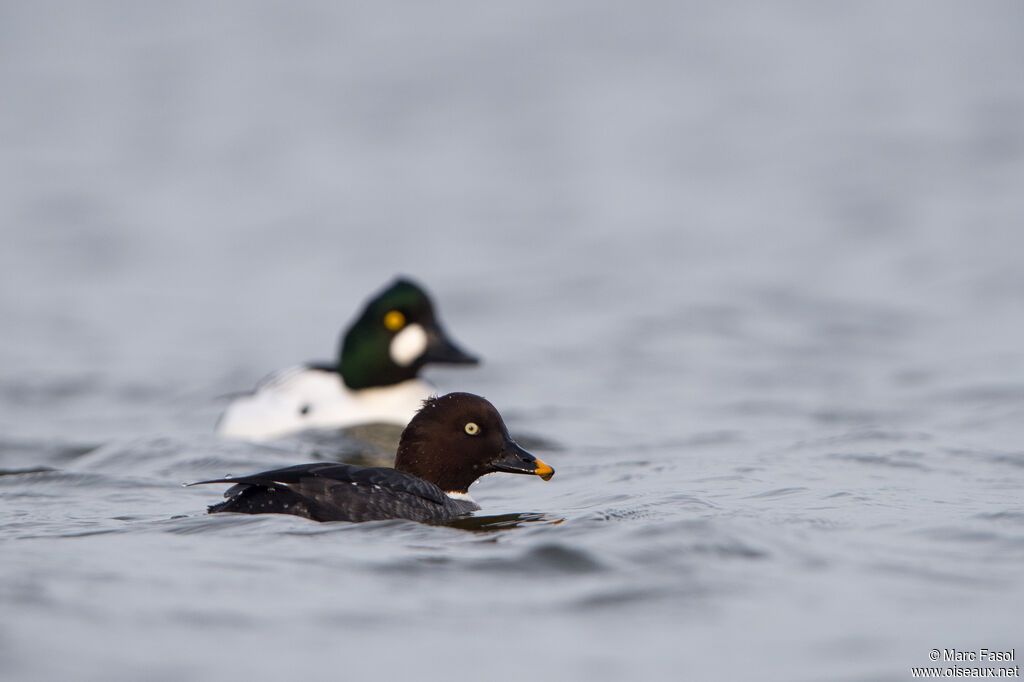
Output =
[{"x1": 202, "y1": 462, "x2": 479, "y2": 523}]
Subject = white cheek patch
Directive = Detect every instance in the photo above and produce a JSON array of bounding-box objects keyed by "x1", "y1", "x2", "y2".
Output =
[{"x1": 389, "y1": 323, "x2": 428, "y2": 367}]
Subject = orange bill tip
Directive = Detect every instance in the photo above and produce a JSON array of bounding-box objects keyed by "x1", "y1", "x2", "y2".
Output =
[{"x1": 534, "y1": 458, "x2": 555, "y2": 481}]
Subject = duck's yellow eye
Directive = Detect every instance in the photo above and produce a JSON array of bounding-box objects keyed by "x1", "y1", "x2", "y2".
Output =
[
  {"x1": 464, "y1": 422, "x2": 480, "y2": 436},
  {"x1": 383, "y1": 310, "x2": 405, "y2": 331}
]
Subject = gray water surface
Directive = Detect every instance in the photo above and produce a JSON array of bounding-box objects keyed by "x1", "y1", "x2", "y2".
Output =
[{"x1": 2, "y1": 3, "x2": 1023, "y2": 681}]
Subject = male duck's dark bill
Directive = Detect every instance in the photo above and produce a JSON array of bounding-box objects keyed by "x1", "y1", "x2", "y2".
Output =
[
  {"x1": 422, "y1": 326, "x2": 479, "y2": 365},
  {"x1": 492, "y1": 437, "x2": 555, "y2": 481}
]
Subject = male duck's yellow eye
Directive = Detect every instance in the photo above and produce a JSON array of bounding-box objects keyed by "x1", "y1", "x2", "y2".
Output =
[
  {"x1": 464, "y1": 422, "x2": 480, "y2": 436},
  {"x1": 383, "y1": 310, "x2": 405, "y2": 331}
]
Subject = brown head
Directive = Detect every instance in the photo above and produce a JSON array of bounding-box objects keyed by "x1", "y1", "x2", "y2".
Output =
[{"x1": 394, "y1": 392, "x2": 554, "y2": 494}]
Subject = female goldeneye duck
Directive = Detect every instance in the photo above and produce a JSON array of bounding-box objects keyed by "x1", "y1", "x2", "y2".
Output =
[
  {"x1": 193, "y1": 393, "x2": 554, "y2": 523},
  {"x1": 216, "y1": 277, "x2": 479, "y2": 441}
]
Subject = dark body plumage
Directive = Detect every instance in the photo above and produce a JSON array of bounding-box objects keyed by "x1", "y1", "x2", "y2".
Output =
[
  {"x1": 193, "y1": 392, "x2": 555, "y2": 524},
  {"x1": 206, "y1": 462, "x2": 479, "y2": 523}
]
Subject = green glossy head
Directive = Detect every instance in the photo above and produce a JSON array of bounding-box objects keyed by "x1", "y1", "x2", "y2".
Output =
[{"x1": 338, "y1": 278, "x2": 479, "y2": 390}]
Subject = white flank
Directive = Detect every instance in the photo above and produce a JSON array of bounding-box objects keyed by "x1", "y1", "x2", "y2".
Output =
[
  {"x1": 216, "y1": 367, "x2": 433, "y2": 441},
  {"x1": 389, "y1": 323, "x2": 428, "y2": 367},
  {"x1": 445, "y1": 491, "x2": 476, "y2": 504}
]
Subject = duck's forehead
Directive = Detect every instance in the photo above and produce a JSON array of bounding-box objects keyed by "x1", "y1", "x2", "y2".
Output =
[
  {"x1": 450, "y1": 401, "x2": 496, "y2": 422},
  {"x1": 467, "y1": 402, "x2": 504, "y2": 430},
  {"x1": 421, "y1": 393, "x2": 504, "y2": 427},
  {"x1": 482, "y1": 403, "x2": 503, "y2": 424},
  {"x1": 442, "y1": 398, "x2": 491, "y2": 419},
  {"x1": 377, "y1": 283, "x2": 429, "y2": 313}
]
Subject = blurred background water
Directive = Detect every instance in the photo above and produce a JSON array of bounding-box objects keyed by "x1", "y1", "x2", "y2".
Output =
[{"x1": 2, "y1": 2, "x2": 1023, "y2": 680}]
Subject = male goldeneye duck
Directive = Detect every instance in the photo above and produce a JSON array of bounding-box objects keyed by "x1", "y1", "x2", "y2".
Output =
[
  {"x1": 192, "y1": 393, "x2": 554, "y2": 523},
  {"x1": 216, "y1": 278, "x2": 479, "y2": 441}
]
